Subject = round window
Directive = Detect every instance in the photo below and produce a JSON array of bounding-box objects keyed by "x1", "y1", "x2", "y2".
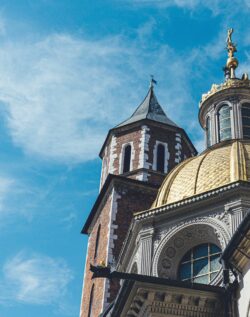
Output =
[{"x1": 178, "y1": 243, "x2": 222, "y2": 284}]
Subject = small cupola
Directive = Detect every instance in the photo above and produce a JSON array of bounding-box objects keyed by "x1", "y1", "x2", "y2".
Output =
[{"x1": 199, "y1": 28, "x2": 250, "y2": 148}]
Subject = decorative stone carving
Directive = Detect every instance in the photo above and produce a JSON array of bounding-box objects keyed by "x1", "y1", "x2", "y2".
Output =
[
  {"x1": 200, "y1": 78, "x2": 250, "y2": 104},
  {"x1": 124, "y1": 284, "x2": 224, "y2": 317},
  {"x1": 152, "y1": 217, "x2": 231, "y2": 283},
  {"x1": 165, "y1": 246, "x2": 176, "y2": 258},
  {"x1": 174, "y1": 237, "x2": 184, "y2": 248}
]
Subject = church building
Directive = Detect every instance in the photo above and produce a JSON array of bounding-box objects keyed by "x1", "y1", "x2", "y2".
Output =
[{"x1": 80, "y1": 29, "x2": 250, "y2": 317}]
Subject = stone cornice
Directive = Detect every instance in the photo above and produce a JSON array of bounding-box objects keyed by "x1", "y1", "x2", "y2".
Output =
[
  {"x1": 110, "y1": 279, "x2": 225, "y2": 317},
  {"x1": 200, "y1": 78, "x2": 250, "y2": 106},
  {"x1": 134, "y1": 181, "x2": 250, "y2": 221}
]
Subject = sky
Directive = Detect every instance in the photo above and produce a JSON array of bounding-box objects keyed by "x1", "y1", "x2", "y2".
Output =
[{"x1": 1, "y1": 1, "x2": 250, "y2": 316}]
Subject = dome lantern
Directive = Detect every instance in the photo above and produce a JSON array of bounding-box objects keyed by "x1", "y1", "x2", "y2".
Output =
[{"x1": 199, "y1": 29, "x2": 250, "y2": 149}]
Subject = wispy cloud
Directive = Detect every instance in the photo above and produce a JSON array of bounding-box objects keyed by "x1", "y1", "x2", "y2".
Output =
[
  {"x1": 0, "y1": 16, "x2": 249, "y2": 163},
  {"x1": 0, "y1": 176, "x2": 15, "y2": 213},
  {"x1": 0, "y1": 34, "x2": 128, "y2": 163},
  {"x1": 126, "y1": 0, "x2": 245, "y2": 15},
  {"x1": 0, "y1": 31, "x2": 197, "y2": 163},
  {"x1": 60, "y1": 212, "x2": 77, "y2": 230},
  {"x1": 0, "y1": 251, "x2": 73, "y2": 305}
]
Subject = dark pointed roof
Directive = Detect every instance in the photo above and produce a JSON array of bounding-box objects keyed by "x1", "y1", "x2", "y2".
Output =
[{"x1": 116, "y1": 85, "x2": 178, "y2": 128}]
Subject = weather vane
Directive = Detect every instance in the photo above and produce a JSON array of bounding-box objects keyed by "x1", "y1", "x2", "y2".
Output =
[{"x1": 150, "y1": 75, "x2": 157, "y2": 88}]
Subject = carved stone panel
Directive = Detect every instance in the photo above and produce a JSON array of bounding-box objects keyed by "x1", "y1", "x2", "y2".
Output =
[{"x1": 153, "y1": 220, "x2": 230, "y2": 285}]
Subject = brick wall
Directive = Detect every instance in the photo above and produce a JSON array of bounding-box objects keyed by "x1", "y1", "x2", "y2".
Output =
[
  {"x1": 100, "y1": 123, "x2": 195, "y2": 188},
  {"x1": 107, "y1": 182, "x2": 157, "y2": 304},
  {"x1": 80, "y1": 180, "x2": 157, "y2": 316},
  {"x1": 80, "y1": 191, "x2": 112, "y2": 317}
]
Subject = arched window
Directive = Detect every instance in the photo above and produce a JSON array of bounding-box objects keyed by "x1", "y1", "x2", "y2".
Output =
[
  {"x1": 156, "y1": 144, "x2": 165, "y2": 173},
  {"x1": 94, "y1": 225, "x2": 101, "y2": 259},
  {"x1": 123, "y1": 144, "x2": 131, "y2": 173},
  {"x1": 178, "y1": 243, "x2": 222, "y2": 284},
  {"x1": 241, "y1": 103, "x2": 250, "y2": 139},
  {"x1": 206, "y1": 116, "x2": 211, "y2": 147},
  {"x1": 88, "y1": 284, "x2": 94, "y2": 317},
  {"x1": 218, "y1": 104, "x2": 231, "y2": 141}
]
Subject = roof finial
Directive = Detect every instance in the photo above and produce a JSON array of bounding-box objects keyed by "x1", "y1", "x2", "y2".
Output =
[
  {"x1": 225, "y1": 28, "x2": 238, "y2": 79},
  {"x1": 150, "y1": 75, "x2": 157, "y2": 88}
]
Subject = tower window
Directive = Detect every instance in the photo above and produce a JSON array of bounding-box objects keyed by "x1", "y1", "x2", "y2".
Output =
[
  {"x1": 242, "y1": 103, "x2": 250, "y2": 139},
  {"x1": 156, "y1": 144, "x2": 165, "y2": 173},
  {"x1": 94, "y1": 225, "x2": 101, "y2": 259},
  {"x1": 123, "y1": 144, "x2": 131, "y2": 173},
  {"x1": 218, "y1": 105, "x2": 231, "y2": 141},
  {"x1": 178, "y1": 243, "x2": 222, "y2": 284},
  {"x1": 88, "y1": 284, "x2": 94, "y2": 317},
  {"x1": 206, "y1": 116, "x2": 211, "y2": 147}
]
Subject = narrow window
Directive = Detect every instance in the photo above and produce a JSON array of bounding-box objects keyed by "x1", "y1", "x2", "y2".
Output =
[
  {"x1": 94, "y1": 225, "x2": 101, "y2": 259},
  {"x1": 156, "y1": 144, "x2": 165, "y2": 173},
  {"x1": 241, "y1": 103, "x2": 250, "y2": 139},
  {"x1": 178, "y1": 243, "x2": 222, "y2": 284},
  {"x1": 123, "y1": 144, "x2": 131, "y2": 173},
  {"x1": 218, "y1": 105, "x2": 231, "y2": 141},
  {"x1": 206, "y1": 116, "x2": 211, "y2": 147},
  {"x1": 88, "y1": 284, "x2": 94, "y2": 317}
]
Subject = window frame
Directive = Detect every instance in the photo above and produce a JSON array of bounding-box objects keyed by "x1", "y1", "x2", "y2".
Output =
[
  {"x1": 241, "y1": 102, "x2": 250, "y2": 139},
  {"x1": 88, "y1": 284, "x2": 95, "y2": 317},
  {"x1": 206, "y1": 115, "x2": 212, "y2": 147},
  {"x1": 217, "y1": 103, "x2": 232, "y2": 142},
  {"x1": 178, "y1": 243, "x2": 222, "y2": 284},
  {"x1": 94, "y1": 224, "x2": 101, "y2": 260},
  {"x1": 156, "y1": 143, "x2": 165, "y2": 173},
  {"x1": 121, "y1": 143, "x2": 132, "y2": 174}
]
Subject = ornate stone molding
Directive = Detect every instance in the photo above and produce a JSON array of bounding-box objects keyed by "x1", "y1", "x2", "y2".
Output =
[
  {"x1": 200, "y1": 79, "x2": 250, "y2": 105},
  {"x1": 125, "y1": 286, "x2": 224, "y2": 317},
  {"x1": 152, "y1": 217, "x2": 231, "y2": 282},
  {"x1": 135, "y1": 182, "x2": 245, "y2": 221}
]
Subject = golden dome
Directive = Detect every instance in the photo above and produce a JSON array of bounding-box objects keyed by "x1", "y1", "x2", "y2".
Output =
[{"x1": 153, "y1": 140, "x2": 250, "y2": 208}]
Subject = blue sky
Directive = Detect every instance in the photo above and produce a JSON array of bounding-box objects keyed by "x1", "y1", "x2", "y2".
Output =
[{"x1": 1, "y1": 1, "x2": 250, "y2": 316}]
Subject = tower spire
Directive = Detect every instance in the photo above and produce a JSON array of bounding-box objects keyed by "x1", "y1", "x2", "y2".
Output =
[{"x1": 224, "y1": 28, "x2": 238, "y2": 79}]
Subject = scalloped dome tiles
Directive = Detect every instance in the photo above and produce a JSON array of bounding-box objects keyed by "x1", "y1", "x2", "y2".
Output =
[{"x1": 153, "y1": 140, "x2": 250, "y2": 208}]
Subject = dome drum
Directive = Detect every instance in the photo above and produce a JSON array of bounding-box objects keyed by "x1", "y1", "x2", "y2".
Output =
[
  {"x1": 199, "y1": 86, "x2": 250, "y2": 126},
  {"x1": 199, "y1": 86, "x2": 250, "y2": 148}
]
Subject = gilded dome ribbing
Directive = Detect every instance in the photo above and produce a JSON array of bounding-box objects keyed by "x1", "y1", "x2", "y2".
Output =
[{"x1": 153, "y1": 140, "x2": 250, "y2": 208}]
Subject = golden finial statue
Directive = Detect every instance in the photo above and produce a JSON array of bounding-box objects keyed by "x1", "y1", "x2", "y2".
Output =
[
  {"x1": 99, "y1": 260, "x2": 106, "y2": 267},
  {"x1": 225, "y1": 28, "x2": 238, "y2": 79}
]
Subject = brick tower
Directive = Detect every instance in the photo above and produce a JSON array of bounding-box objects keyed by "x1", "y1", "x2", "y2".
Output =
[{"x1": 80, "y1": 81, "x2": 197, "y2": 317}]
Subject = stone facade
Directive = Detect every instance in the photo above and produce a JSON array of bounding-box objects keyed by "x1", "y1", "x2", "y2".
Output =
[
  {"x1": 117, "y1": 181, "x2": 250, "y2": 284},
  {"x1": 114, "y1": 281, "x2": 225, "y2": 317}
]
